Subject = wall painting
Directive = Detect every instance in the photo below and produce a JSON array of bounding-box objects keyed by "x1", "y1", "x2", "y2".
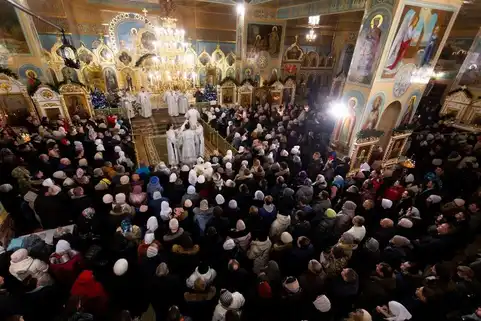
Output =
[
  {"x1": 381, "y1": 5, "x2": 454, "y2": 79},
  {"x1": 348, "y1": 8, "x2": 392, "y2": 85},
  {"x1": 247, "y1": 24, "x2": 283, "y2": 59},
  {"x1": 0, "y1": 3, "x2": 29, "y2": 54},
  {"x1": 361, "y1": 93, "x2": 385, "y2": 130}
]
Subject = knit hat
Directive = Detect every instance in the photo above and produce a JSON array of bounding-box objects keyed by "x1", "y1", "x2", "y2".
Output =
[
  {"x1": 53, "y1": 171, "x2": 67, "y2": 180},
  {"x1": 200, "y1": 199, "x2": 209, "y2": 211},
  {"x1": 115, "y1": 193, "x2": 126, "y2": 204},
  {"x1": 169, "y1": 218, "x2": 179, "y2": 232},
  {"x1": 313, "y1": 295, "x2": 331, "y2": 312},
  {"x1": 308, "y1": 259, "x2": 322, "y2": 274},
  {"x1": 229, "y1": 200, "x2": 237, "y2": 209},
  {"x1": 398, "y1": 218, "x2": 413, "y2": 228},
  {"x1": 215, "y1": 194, "x2": 225, "y2": 205},
  {"x1": 364, "y1": 237, "x2": 379, "y2": 252},
  {"x1": 103, "y1": 194, "x2": 113, "y2": 204},
  {"x1": 187, "y1": 185, "x2": 196, "y2": 195},
  {"x1": 280, "y1": 232, "x2": 293, "y2": 244},
  {"x1": 219, "y1": 289, "x2": 233, "y2": 307},
  {"x1": 236, "y1": 219, "x2": 246, "y2": 231},
  {"x1": 325, "y1": 208, "x2": 336, "y2": 218},
  {"x1": 120, "y1": 175, "x2": 130, "y2": 185},
  {"x1": 113, "y1": 259, "x2": 128, "y2": 276},
  {"x1": 223, "y1": 238, "x2": 236, "y2": 250},
  {"x1": 382, "y1": 198, "x2": 393, "y2": 209},
  {"x1": 144, "y1": 233, "x2": 155, "y2": 245},
  {"x1": 146, "y1": 244, "x2": 159, "y2": 258},
  {"x1": 55, "y1": 240, "x2": 71, "y2": 253}
]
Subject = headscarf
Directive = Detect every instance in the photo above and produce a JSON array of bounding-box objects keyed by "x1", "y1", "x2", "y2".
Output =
[
  {"x1": 386, "y1": 301, "x2": 412, "y2": 321},
  {"x1": 147, "y1": 176, "x2": 162, "y2": 196},
  {"x1": 332, "y1": 175, "x2": 344, "y2": 188}
]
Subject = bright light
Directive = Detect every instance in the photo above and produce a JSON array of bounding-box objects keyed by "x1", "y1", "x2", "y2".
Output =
[
  {"x1": 328, "y1": 102, "x2": 349, "y2": 119},
  {"x1": 308, "y1": 15, "x2": 320, "y2": 26},
  {"x1": 306, "y1": 28, "x2": 317, "y2": 42},
  {"x1": 236, "y1": 3, "x2": 245, "y2": 16}
]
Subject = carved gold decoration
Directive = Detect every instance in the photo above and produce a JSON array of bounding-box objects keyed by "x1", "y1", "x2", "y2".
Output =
[
  {"x1": 382, "y1": 132, "x2": 412, "y2": 165},
  {"x1": 349, "y1": 138, "x2": 380, "y2": 171},
  {"x1": 41, "y1": 90, "x2": 54, "y2": 99}
]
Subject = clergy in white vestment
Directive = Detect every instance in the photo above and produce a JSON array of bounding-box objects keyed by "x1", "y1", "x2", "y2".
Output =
[
  {"x1": 121, "y1": 90, "x2": 136, "y2": 119},
  {"x1": 177, "y1": 91, "x2": 188, "y2": 114},
  {"x1": 165, "y1": 90, "x2": 179, "y2": 117},
  {"x1": 137, "y1": 87, "x2": 152, "y2": 118},
  {"x1": 185, "y1": 105, "x2": 200, "y2": 128},
  {"x1": 179, "y1": 123, "x2": 197, "y2": 165},
  {"x1": 195, "y1": 124, "x2": 205, "y2": 157},
  {"x1": 166, "y1": 124, "x2": 180, "y2": 166}
]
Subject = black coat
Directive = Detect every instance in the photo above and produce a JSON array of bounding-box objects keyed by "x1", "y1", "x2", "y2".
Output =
[{"x1": 150, "y1": 274, "x2": 184, "y2": 321}]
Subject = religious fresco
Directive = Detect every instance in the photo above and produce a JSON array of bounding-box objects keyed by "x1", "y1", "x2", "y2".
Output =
[
  {"x1": 18, "y1": 64, "x2": 44, "y2": 85},
  {"x1": 400, "y1": 96, "x2": 416, "y2": 125},
  {"x1": 247, "y1": 24, "x2": 283, "y2": 59},
  {"x1": 381, "y1": 5, "x2": 454, "y2": 79},
  {"x1": 457, "y1": 35, "x2": 481, "y2": 88},
  {"x1": 115, "y1": 20, "x2": 146, "y2": 51},
  {"x1": 361, "y1": 93, "x2": 385, "y2": 130},
  {"x1": 0, "y1": 3, "x2": 29, "y2": 54},
  {"x1": 348, "y1": 7, "x2": 392, "y2": 85},
  {"x1": 337, "y1": 97, "x2": 358, "y2": 144}
]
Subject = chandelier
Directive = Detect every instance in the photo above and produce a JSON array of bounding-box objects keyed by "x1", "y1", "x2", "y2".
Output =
[
  {"x1": 308, "y1": 15, "x2": 320, "y2": 26},
  {"x1": 145, "y1": 16, "x2": 196, "y2": 91},
  {"x1": 306, "y1": 28, "x2": 317, "y2": 42}
]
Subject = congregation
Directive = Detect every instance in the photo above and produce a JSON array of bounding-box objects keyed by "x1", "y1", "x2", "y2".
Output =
[{"x1": 0, "y1": 101, "x2": 480, "y2": 321}]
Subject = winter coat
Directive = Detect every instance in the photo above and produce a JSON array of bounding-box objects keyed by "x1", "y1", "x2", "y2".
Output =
[
  {"x1": 247, "y1": 238, "x2": 272, "y2": 274},
  {"x1": 184, "y1": 286, "x2": 217, "y2": 321},
  {"x1": 296, "y1": 185, "x2": 314, "y2": 203},
  {"x1": 151, "y1": 274, "x2": 184, "y2": 321},
  {"x1": 269, "y1": 214, "x2": 291, "y2": 238},
  {"x1": 48, "y1": 250, "x2": 84, "y2": 287},
  {"x1": 299, "y1": 271, "x2": 325, "y2": 300},
  {"x1": 9, "y1": 255, "x2": 49, "y2": 282},
  {"x1": 259, "y1": 205, "x2": 277, "y2": 226},
  {"x1": 212, "y1": 292, "x2": 245, "y2": 321},
  {"x1": 70, "y1": 270, "x2": 109, "y2": 316},
  {"x1": 194, "y1": 208, "x2": 214, "y2": 236},
  {"x1": 21, "y1": 285, "x2": 64, "y2": 321},
  {"x1": 170, "y1": 244, "x2": 201, "y2": 278},
  {"x1": 186, "y1": 266, "x2": 217, "y2": 289}
]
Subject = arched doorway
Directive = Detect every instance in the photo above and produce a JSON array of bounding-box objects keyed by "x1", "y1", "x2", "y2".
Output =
[{"x1": 377, "y1": 100, "x2": 402, "y2": 149}]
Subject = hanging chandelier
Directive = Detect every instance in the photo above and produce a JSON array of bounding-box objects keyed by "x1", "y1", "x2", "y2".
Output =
[
  {"x1": 306, "y1": 28, "x2": 317, "y2": 42},
  {"x1": 308, "y1": 15, "x2": 320, "y2": 26}
]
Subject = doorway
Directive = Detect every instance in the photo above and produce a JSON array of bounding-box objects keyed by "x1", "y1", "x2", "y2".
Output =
[{"x1": 377, "y1": 100, "x2": 402, "y2": 149}]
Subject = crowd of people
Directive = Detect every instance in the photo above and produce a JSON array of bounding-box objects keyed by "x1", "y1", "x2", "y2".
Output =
[{"x1": 0, "y1": 102, "x2": 480, "y2": 321}]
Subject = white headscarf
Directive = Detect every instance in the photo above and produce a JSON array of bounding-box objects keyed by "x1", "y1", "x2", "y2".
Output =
[
  {"x1": 386, "y1": 301, "x2": 412, "y2": 321},
  {"x1": 188, "y1": 169, "x2": 197, "y2": 186}
]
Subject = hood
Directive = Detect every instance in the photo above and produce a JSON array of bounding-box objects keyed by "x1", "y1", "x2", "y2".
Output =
[
  {"x1": 275, "y1": 214, "x2": 291, "y2": 225},
  {"x1": 252, "y1": 238, "x2": 272, "y2": 251}
]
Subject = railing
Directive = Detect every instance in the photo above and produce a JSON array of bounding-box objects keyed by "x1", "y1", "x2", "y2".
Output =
[{"x1": 194, "y1": 102, "x2": 238, "y2": 155}]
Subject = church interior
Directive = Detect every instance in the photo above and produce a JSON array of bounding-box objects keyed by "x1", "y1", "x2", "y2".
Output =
[{"x1": 0, "y1": 0, "x2": 481, "y2": 168}]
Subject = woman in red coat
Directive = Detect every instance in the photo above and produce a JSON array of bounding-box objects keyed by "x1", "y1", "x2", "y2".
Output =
[{"x1": 70, "y1": 270, "x2": 109, "y2": 316}]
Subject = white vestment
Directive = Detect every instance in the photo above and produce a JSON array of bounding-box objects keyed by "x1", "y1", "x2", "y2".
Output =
[
  {"x1": 137, "y1": 91, "x2": 152, "y2": 118},
  {"x1": 166, "y1": 129, "x2": 180, "y2": 165},
  {"x1": 178, "y1": 92, "x2": 188, "y2": 114},
  {"x1": 195, "y1": 125, "x2": 205, "y2": 157},
  {"x1": 165, "y1": 91, "x2": 179, "y2": 117},
  {"x1": 121, "y1": 93, "x2": 135, "y2": 119},
  {"x1": 185, "y1": 108, "x2": 200, "y2": 128},
  {"x1": 180, "y1": 129, "x2": 197, "y2": 164}
]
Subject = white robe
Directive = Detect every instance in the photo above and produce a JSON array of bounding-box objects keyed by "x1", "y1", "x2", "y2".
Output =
[
  {"x1": 178, "y1": 93, "x2": 188, "y2": 114},
  {"x1": 137, "y1": 91, "x2": 152, "y2": 118},
  {"x1": 165, "y1": 91, "x2": 179, "y2": 117},
  {"x1": 166, "y1": 129, "x2": 180, "y2": 166},
  {"x1": 195, "y1": 125, "x2": 205, "y2": 157},
  {"x1": 180, "y1": 129, "x2": 197, "y2": 164},
  {"x1": 122, "y1": 93, "x2": 135, "y2": 119},
  {"x1": 185, "y1": 108, "x2": 200, "y2": 128}
]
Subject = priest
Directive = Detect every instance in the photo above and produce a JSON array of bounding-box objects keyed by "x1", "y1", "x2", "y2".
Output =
[
  {"x1": 137, "y1": 87, "x2": 152, "y2": 118},
  {"x1": 177, "y1": 90, "x2": 188, "y2": 115},
  {"x1": 179, "y1": 122, "x2": 197, "y2": 165},
  {"x1": 165, "y1": 90, "x2": 179, "y2": 117},
  {"x1": 185, "y1": 105, "x2": 200, "y2": 128}
]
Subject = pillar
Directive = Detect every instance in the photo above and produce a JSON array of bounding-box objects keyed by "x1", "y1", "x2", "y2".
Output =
[
  {"x1": 331, "y1": 0, "x2": 462, "y2": 159},
  {"x1": 235, "y1": 3, "x2": 245, "y2": 83}
]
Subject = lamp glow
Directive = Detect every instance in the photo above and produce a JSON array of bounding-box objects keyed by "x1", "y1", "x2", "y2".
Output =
[
  {"x1": 329, "y1": 102, "x2": 349, "y2": 119},
  {"x1": 236, "y1": 3, "x2": 245, "y2": 16}
]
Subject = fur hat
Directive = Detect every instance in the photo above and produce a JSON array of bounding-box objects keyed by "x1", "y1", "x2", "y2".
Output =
[{"x1": 113, "y1": 259, "x2": 128, "y2": 276}]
